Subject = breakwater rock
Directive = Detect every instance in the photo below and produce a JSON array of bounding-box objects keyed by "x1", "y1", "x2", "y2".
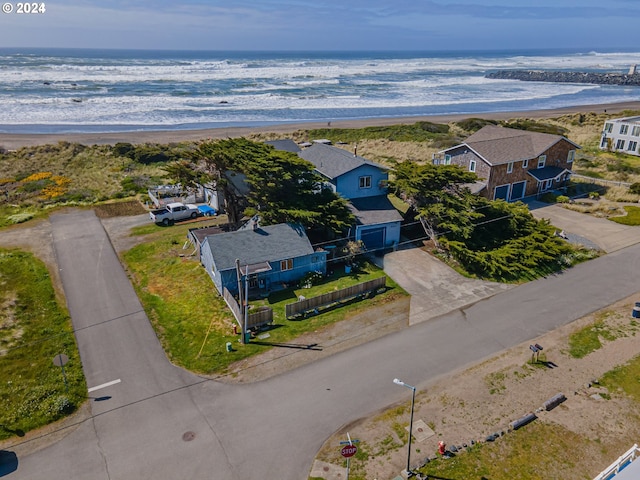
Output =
[{"x1": 486, "y1": 70, "x2": 640, "y2": 86}]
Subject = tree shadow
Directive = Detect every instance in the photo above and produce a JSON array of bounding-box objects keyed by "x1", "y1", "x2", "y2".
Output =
[{"x1": 0, "y1": 451, "x2": 18, "y2": 476}]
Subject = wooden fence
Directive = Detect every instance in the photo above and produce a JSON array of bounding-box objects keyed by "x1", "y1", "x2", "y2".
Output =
[
  {"x1": 285, "y1": 276, "x2": 386, "y2": 319},
  {"x1": 223, "y1": 287, "x2": 273, "y2": 329}
]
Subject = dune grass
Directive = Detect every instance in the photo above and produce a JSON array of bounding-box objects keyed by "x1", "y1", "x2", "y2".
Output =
[{"x1": 0, "y1": 249, "x2": 86, "y2": 440}]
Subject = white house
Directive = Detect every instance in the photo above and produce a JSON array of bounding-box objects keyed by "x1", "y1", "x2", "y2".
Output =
[{"x1": 600, "y1": 116, "x2": 640, "y2": 157}]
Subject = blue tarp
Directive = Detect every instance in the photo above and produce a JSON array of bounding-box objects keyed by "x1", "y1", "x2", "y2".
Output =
[{"x1": 197, "y1": 205, "x2": 217, "y2": 216}]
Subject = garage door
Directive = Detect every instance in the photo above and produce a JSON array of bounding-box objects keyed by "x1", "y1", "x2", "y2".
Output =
[
  {"x1": 360, "y1": 227, "x2": 385, "y2": 251},
  {"x1": 494, "y1": 184, "x2": 510, "y2": 201},
  {"x1": 510, "y1": 181, "x2": 526, "y2": 201}
]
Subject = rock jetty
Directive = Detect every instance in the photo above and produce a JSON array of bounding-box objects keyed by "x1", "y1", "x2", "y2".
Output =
[{"x1": 486, "y1": 70, "x2": 640, "y2": 86}]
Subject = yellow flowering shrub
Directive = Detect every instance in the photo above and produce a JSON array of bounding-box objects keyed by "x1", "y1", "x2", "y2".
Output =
[{"x1": 23, "y1": 172, "x2": 53, "y2": 182}]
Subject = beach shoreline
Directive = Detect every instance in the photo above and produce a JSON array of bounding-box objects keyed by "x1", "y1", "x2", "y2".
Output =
[{"x1": 2, "y1": 101, "x2": 640, "y2": 150}]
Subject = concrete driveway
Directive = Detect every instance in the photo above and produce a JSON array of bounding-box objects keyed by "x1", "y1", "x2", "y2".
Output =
[
  {"x1": 383, "y1": 247, "x2": 513, "y2": 325},
  {"x1": 528, "y1": 200, "x2": 639, "y2": 253}
]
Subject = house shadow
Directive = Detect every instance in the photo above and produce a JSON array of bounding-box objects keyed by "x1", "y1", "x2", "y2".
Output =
[{"x1": 0, "y1": 451, "x2": 18, "y2": 476}]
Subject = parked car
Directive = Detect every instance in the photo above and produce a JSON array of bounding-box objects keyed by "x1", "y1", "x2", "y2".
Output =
[{"x1": 149, "y1": 202, "x2": 199, "y2": 225}]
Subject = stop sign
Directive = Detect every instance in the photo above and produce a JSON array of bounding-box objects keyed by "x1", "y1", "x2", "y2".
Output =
[{"x1": 341, "y1": 444, "x2": 358, "y2": 458}]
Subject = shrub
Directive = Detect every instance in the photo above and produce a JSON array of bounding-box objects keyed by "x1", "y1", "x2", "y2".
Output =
[
  {"x1": 630, "y1": 182, "x2": 640, "y2": 195},
  {"x1": 539, "y1": 192, "x2": 558, "y2": 203},
  {"x1": 589, "y1": 191, "x2": 600, "y2": 200},
  {"x1": 556, "y1": 195, "x2": 570, "y2": 203}
]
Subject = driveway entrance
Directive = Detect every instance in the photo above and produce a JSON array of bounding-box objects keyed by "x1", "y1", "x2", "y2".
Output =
[
  {"x1": 383, "y1": 247, "x2": 513, "y2": 325},
  {"x1": 527, "y1": 200, "x2": 639, "y2": 253}
]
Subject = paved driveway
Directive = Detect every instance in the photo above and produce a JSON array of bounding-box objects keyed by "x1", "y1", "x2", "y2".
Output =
[
  {"x1": 383, "y1": 247, "x2": 513, "y2": 325},
  {"x1": 528, "y1": 200, "x2": 639, "y2": 253}
]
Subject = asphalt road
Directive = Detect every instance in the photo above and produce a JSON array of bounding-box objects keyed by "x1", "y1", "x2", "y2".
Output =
[{"x1": 4, "y1": 209, "x2": 640, "y2": 480}]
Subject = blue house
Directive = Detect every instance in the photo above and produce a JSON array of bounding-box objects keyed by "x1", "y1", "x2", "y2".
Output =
[
  {"x1": 200, "y1": 223, "x2": 327, "y2": 296},
  {"x1": 298, "y1": 143, "x2": 402, "y2": 251}
]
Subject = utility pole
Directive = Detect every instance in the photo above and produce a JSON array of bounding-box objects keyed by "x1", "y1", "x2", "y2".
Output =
[{"x1": 235, "y1": 259, "x2": 244, "y2": 342}]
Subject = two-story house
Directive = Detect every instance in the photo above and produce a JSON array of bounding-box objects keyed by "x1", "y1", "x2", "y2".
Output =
[
  {"x1": 434, "y1": 125, "x2": 580, "y2": 201},
  {"x1": 298, "y1": 143, "x2": 402, "y2": 251},
  {"x1": 600, "y1": 116, "x2": 640, "y2": 157}
]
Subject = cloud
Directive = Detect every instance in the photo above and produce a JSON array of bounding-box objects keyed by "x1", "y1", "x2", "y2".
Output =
[{"x1": 1, "y1": 0, "x2": 639, "y2": 50}]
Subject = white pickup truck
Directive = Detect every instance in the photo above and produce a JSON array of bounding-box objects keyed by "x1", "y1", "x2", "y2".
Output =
[{"x1": 149, "y1": 202, "x2": 199, "y2": 225}]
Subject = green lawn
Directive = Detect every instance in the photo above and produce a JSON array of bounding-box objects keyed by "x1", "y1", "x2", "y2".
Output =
[
  {"x1": 417, "y1": 421, "x2": 601, "y2": 480},
  {"x1": 0, "y1": 249, "x2": 86, "y2": 440},
  {"x1": 609, "y1": 206, "x2": 640, "y2": 225},
  {"x1": 123, "y1": 222, "x2": 407, "y2": 375}
]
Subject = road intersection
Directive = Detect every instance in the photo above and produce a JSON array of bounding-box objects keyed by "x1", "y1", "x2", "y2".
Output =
[{"x1": 3, "y1": 208, "x2": 640, "y2": 479}]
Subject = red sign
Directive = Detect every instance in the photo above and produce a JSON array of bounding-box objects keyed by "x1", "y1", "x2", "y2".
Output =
[{"x1": 341, "y1": 444, "x2": 358, "y2": 458}]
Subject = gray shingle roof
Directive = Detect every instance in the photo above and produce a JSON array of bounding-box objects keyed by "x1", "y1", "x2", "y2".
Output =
[
  {"x1": 265, "y1": 139, "x2": 301, "y2": 153},
  {"x1": 451, "y1": 125, "x2": 579, "y2": 166},
  {"x1": 527, "y1": 166, "x2": 570, "y2": 181},
  {"x1": 204, "y1": 223, "x2": 313, "y2": 272},
  {"x1": 298, "y1": 143, "x2": 388, "y2": 180},
  {"x1": 348, "y1": 195, "x2": 403, "y2": 225}
]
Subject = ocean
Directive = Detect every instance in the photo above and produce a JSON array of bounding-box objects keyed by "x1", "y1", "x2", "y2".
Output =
[{"x1": 1, "y1": 48, "x2": 639, "y2": 134}]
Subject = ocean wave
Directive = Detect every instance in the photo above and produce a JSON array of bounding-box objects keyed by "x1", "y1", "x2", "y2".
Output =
[{"x1": 1, "y1": 49, "x2": 639, "y2": 132}]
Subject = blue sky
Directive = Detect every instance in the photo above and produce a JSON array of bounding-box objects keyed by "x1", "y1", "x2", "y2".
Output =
[{"x1": 1, "y1": 0, "x2": 639, "y2": 51}]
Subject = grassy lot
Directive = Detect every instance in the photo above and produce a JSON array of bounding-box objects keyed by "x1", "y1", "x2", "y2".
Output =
[
  {"x1": 610, "y1": 206, "x2": 640, "y2": 225},
  {"x1": 567, "y1": 311, "x2": 639, "y2": 359},
  {"x1": 417, "y1": 421, "x2": 603, "y2": 480},
  {"x1": 0, "y1": 249, "x2": 86, "y2": 440},
  {"x1": 123, "y1": 220, "x2": 407, "y2": 375},
  {"x1": 414, "y1": 353, "x2": 640, "y2": 480}
]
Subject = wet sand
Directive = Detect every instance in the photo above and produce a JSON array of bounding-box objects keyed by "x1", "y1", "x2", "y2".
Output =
[{"x1": 1, "y1": 101, "x2": 640, "y2": 150}]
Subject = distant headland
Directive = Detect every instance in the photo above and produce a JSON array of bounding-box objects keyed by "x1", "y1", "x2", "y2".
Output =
[{"x1": 486, "y1": 66, "x2": 640, "y2": 86}]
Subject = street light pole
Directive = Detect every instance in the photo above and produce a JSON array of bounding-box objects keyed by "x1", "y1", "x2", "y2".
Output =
[{"x1": 393, "y1": 378, "x2": 417, "y2": 477}]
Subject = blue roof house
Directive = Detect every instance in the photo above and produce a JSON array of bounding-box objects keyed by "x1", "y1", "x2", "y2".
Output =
[
  {"x1": 200, "y1": 223, "x2": 327, "y2": 297},
  {"x1": 298, "y1": 143, "x2": 402, "y2": 251}
]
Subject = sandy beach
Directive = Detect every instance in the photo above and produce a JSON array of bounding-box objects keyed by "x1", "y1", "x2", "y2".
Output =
[{"x1": 1, "y1": 101, "x2": 640, "y2": 150}]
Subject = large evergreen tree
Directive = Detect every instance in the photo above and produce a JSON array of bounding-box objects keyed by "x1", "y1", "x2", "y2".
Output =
[
  {"x1": 391, "y1": 161, "x2": 479, "y2": 249},
  {"x1": 243, "y1": 148, "x2": 353, "y2": 236},
  {"x1": 390, "y1": 160, "x2": 574, "y2": 282}
]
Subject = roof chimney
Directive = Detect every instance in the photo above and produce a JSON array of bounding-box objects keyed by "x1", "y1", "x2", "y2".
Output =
[{"x1": 354, "y1": 144, "x2": 357, "y2": 157}]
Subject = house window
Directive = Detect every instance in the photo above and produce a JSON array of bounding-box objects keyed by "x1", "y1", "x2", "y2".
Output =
[
  {"x1": 620, "y1": 124, "x2": 629, "y2": 135},
  {"x1": 632, "y1": 126, "x2": 640, "y2": 137},
  {"x1": 444, "y1": 154, "x2": 451, "y2": 165},
  {"x1": 280, "y1": 258, "x2": 293, "y2": 271},
  {"x1": 359, "y1": 176, "x2": 372, "y2": 189},
  {"x1": 604, "y1": 123, "x2": 613, "y2": 133},
  {"x1": 469, "y1": 160, "x2": 476, "y2": 172},
  {"x1": 616, "y1": 139, "x2": 626, "y2": 150},
  {"x1": 601, "y1": 137, "x2": 609, "y2": 148},
  {"x1": 537, "y1": 155, "x2": 546, "y2": 169},
  {"x1": 522, "y1": 158, "x2": 529, "y2": 168},
  {"x1": 628, "y1": 141, "x2": 638, "y2": 152},
  {"x1": 506, "y1": 162, "x2": 514, "y2": 173},
  {"x1": 567, "y1": 150, "x2": 575, "y2": 163}
]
